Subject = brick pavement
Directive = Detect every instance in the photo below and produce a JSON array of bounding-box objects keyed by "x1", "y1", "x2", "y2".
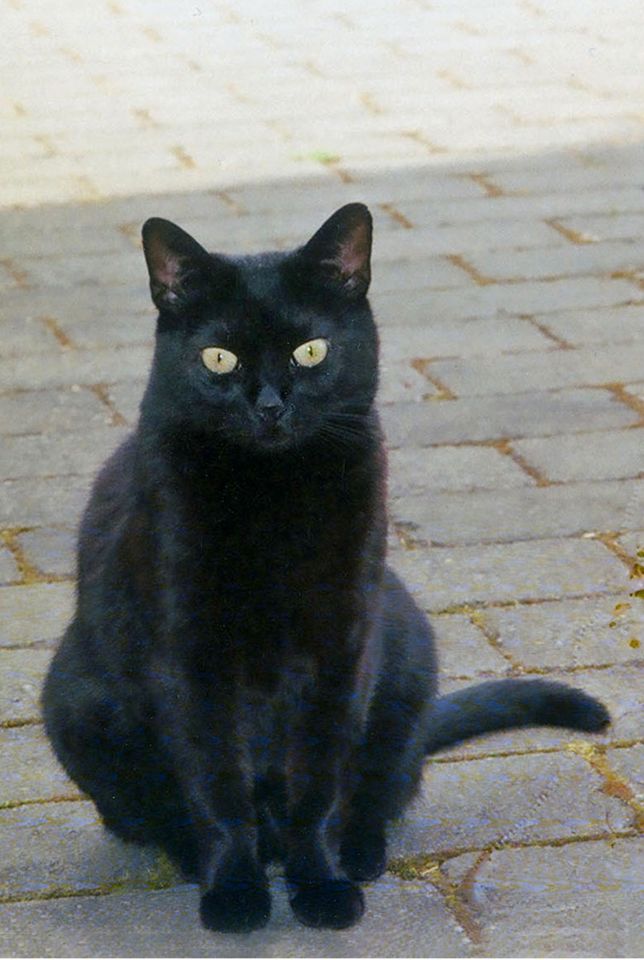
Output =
[{"x1": 1, "y1": 0, "x2": 643, "y2": 955}]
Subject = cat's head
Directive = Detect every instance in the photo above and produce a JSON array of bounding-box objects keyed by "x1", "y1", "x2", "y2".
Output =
[{"x1": 140, "y1": 204, "x2": 378, "y2": 454}]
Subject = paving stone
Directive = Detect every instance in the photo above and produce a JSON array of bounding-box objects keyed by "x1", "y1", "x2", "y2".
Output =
[
  {"x1": 478, "y1": 595, "x2": 642, "y2": 669},
  {"x1": 378, "y1": 314, "x2": 550, "y2": 360},
  {"x1": 374, "y1": 218, "x2": 564, "y2": 259},
  {"x1": 607, "y1": 744, "x2": 644, "y2": 795},
  {"x1": 0, "y1": 548, "x2": 19, "y2": 586},
  {"x1": 431, "y1": 614, "x2": 507, "y2": 678},
  {"x1": 9, "y1": 251, "x2": 147, "y2": 291},
  {"x1": 0, "y1": 583, "x2": 74, "y2": 648},
  {"x1": 0, "y1": 285, "x2": 153, "y2": 340},
  {"x1": 626, "y1": 380, "x2": 644, "y2": 404},
  {"x1": 622, "y1": 485, "x2": 644, "y2": 539},
  {"x1": 428, "y1": 342, "x2": 644, "y2": 396},
  {"x1": 557, "y1": 212, "x2": 644, "y2": 243},
  {"x1": 387, "y1": 446, "x2": 532, "y2": 498},
  {"x1": 0, "y1": 429, "x2": 128, "y2": 480},
  {"x1": 513, "y1": 429, "x2": 644, "y2": 483},
  {"x1": 378, "y1": 361, "x2": 435, "y2": 405},
  {"x1": 374, "y1": 255, "x2": 470, "y2": 293},
  {"x1": 1, "y1": 726, "x2": 79, "y2": 806},
  {"x1": 228, "y1": 168, "x2": 482, "y2": 211},
  {"x1": 616, "y1": 530, "x2": 644, "y2": 562},
  {"x1": 0, "y1": 648, "x2": 53, "y2": 723},
  {"x1": 0, "y1": 212, "x2": 130, "y2": 260},
  {"x1": 0, "y1": 800, "x2": 167, "y2": 902},
  {"x1": 388, "y1": 537, "x2": 627, "y2": 612},
  {"x1": 1, "y1": 316, "x2": 61, "y2": 358},
  {"x1": 485, "y1": 164, "x2": 644, "y2": 197},
  {"x1": 380, "y1": 390, "x2": 639, "y2": 448},
  {"x1": 0, "y1": 388, "x2": 110, "y2": 438},
  {"x1": 104, "y1": 381, "x2": 145, "y2": 426},
  {"x1": 537, "y1": 304, "x2": 644, "y2": 347},
  {"x1": 448, "y1": 839, "x2": 643, "y2": 957},
  {"x1": 466, "y1": 238, "x2": 644, "y2": 284},
  {"x1": 390, "y1": 751, "x2": 631, "y2": 860},
  {"x1": 0, "y1": 876, "x2": 465, "y2": 958},
  {"x1": 395, "y1": 188, "x2": 644, "y2": 231},
  {"x1": 392, "y1": 479, "x2": 644, "y2": 546},
  {"x1": 0, "y1": 345, "x2": 154, "y2": 392},
  {"x1": 0, "y1": 475, "x2": 91, "y2": 528},
  {"x1": 15, "y1": 528, "x2": 76, "y2": 579},
  {"x1": 55, "y1": 316, "x2": 154, "y2": 352},
  {"x1": 372, "y1": 276, "x2": 638, "y2": 326}
]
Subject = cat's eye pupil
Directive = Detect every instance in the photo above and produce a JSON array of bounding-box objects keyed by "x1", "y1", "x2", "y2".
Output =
[
  {"x1": 201, "y1": 346, "x2": 238, "y2": 375},
  {"x1": 292, "y1": 338, "x2": 328, "y2": 368}
]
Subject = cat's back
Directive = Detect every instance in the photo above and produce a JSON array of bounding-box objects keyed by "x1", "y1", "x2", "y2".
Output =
[{"x1": 77, "y1": 431, "x2": 140, "y2": 581}]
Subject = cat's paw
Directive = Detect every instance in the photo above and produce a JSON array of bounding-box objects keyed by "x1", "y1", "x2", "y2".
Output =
[
  {"x1": 289, "y1": 878, "x2": 365, "y2": 929},
  {"x1": 200, "y1": 882, "x2": 271, "y2": 933},
  {"x1": 340, "y1": 829, "x2": 387, "y2": 882}
]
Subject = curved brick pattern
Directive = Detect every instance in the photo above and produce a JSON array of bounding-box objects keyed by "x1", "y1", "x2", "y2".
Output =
[
  {"x1": 444, "y1": 839, "x2": 643, "y2": 957},
  {"x1": 2, "y1": 0, "x2": 643, "y2": 953},
  {"x1": 390, "y1": 751, "x2": 632, "y2": 860}
]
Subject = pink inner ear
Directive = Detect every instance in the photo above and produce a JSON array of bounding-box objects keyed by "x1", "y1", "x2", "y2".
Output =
[
  {"x1": 338, "y1": 222, "x2": 370, "y2": 279},
  {"x1": 154, "y1": 250, "x2": 183, "y2": 290}
]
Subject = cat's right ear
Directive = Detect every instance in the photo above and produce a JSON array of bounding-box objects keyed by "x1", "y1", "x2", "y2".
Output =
[
  {"x1": 142, "y1": 218, "x2": 215, "y2": 313},
  {"x1": 298, "y1": 203, "x2": 373, "y2": 299}
]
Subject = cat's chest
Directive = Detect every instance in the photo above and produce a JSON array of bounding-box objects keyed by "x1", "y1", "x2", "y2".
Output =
[
  {"x1": 187, "y1": 465, "x2": 371, "y2": 583},
  {"x1": 171, "y1": 466, "x2": 375, "y2": 656}
]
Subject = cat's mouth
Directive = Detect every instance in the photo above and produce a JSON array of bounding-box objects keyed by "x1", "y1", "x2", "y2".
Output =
[{"x1": 252, "y1": 420, "x2": 295, "y2": 452}]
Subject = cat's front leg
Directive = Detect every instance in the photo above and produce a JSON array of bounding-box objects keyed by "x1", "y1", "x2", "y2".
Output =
[
  {"x1": 151, "y1": 660, "x2": 270, "y2": 933},
  {"x1": 285, "y1": 660, "x2": 365, "y2": 929}
]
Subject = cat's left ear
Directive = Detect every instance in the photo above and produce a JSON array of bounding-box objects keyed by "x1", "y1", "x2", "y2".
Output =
[
  {"x1": 299, "y1": 203, "x2": 373, "y2": 298},
  {"x1": 142, "y1": 218, "x2": 216, "y2": 313}
]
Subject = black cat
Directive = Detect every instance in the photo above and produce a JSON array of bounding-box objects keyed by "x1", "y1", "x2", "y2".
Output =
[{"x1": 42, "y1": 204, "x2": 609, "y2": 933}]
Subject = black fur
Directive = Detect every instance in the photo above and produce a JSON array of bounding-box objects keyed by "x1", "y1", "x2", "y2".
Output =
[{"x1": 42, "y1": 204, "x2": 610, "y2": 932}]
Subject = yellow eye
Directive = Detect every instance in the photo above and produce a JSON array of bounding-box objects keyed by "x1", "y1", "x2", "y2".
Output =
[
  {"x1": 292, "y1": 338, "x2": 329, "y2": 368},
  {"x1": 201, "y1": 347, "x2": 239, "y2": 375}
]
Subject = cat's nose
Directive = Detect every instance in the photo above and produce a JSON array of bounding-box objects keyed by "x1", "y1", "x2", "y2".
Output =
[{"x1": 256, "y1": 384, "x2": 286, "y2": 422}]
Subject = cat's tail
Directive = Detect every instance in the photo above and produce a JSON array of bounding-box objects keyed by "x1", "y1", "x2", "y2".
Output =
[{"x1": 425, "y1": 679, "x2": 610, "y2": 755}]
